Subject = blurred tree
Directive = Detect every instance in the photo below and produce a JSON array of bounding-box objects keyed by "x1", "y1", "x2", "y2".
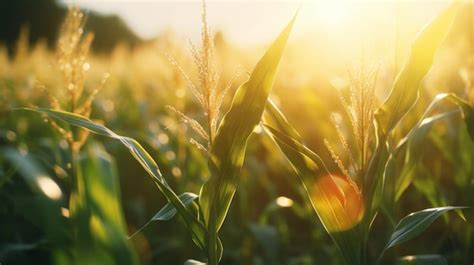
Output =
[{"x1": 0, "y1": 0, "x2": 141, "y2": 54}]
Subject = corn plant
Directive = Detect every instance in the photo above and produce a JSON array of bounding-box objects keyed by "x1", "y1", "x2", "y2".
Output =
[
  {"x1": 17, "y1": 6, "x2": 297, "y2": 264},
  {"x1": 263, "y1": 2, "x2": 468, "y2": 264},
  {"x1": 11, "y1": 6, "x2": 138, "y2": 265}
]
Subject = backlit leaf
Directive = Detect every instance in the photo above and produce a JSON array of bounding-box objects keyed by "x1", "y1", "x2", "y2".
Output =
[
  {"x1": 384, "y1": 206, "x2": 465, "y2": 250},
  {"x1": 17, "y1": 108, "x2": 208, "y2": 252},
  {"x1": 153, "y1": 192, "x2": 198, "y2": 221},
  {"x1": 263, "y1": 101, "x2": 362, "y2": 265},
  {"x1": 374, "y1": 2, "x2": 459, "y2": 137},
  {"x1": 198, "y1": 15, "x2": 296, "y2": 263}
]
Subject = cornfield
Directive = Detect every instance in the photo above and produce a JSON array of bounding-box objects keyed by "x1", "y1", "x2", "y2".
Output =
[{"x1": 0, "y1": 1, "x2": 473, "y2": 265}]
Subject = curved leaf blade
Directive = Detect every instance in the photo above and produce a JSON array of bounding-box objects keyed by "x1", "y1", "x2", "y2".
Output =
[
  {"x1": 393, "y1": 92, "x2": 474, "y2": 200},
  {"x1": 394, "y1": 110, "x2": 458, "y2": 200},
  {"x1": 374, "y1": 2, "x2": 459, "y2": 136},
  {"x1": 438, "y1": 93, "x2": 474, "y2": 140},
  {"x1": 198, "y1": 15, "x2": 296, "y2": 264},
  {"x1": 129, "y1": 192, "x2": 198, "y2": 239},
  {"x1": 263, "y1": 101, "x2": 362, "y2": 265},
  {"x1": 385, "y1": 206, "x2": 466, "y2": 250},
  {"x1": 17, "y1": 108, "x2": 208, "y2": 251},
  {"x1": 76, "y1": 144, "x2": 139, "y2": 264},
  {"x1": 200, "y1": 14, "x2": 296, "y2": 230},
  {"x1": 153, "y1": 192, "x2": 198, "y2": 221}
]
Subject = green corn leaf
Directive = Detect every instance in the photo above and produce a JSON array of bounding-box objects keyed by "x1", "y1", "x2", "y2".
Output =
[
  {"x1": 364, "y1": 3, "x2": 459, "y2": 229},
  {"x1": 200, "y1": 14, "x2": 296, "y2": 229},
  {"x1": 17, "y1": 108, "x2": 209, "y2": 252},
  {"x1": 394, "y1": 110, "x2": 457, "y2": 200},
  {"x1": 2, "y1": 148, "x2": 69, "y2": 243},
  {"x1": 374, "y1": 2, "x2": 459, "y2": 137},
  {"x1": 437, "y1": 93, "x2": 474, "y2": 140},
  {"x1": 153, "y1": 192, "x2": 198, "y2": 221},
  {"x1": 5, "y1": 144, "x2": 140, "y2": 265},
  {"x1": 198, "y1": 14, "x2": 296, "y2": 264},
  {"x1": 73, "y1": 144, "x2": 138, "y2": 265},
  {"x1": 263, "y1": 101, "x2": 362, "y2": 265},
  {"x1": 3, "y1": 148, "x2": 64, "y2": 201},
  {"x1": 393, "y1": 92, "x2": 473, "y2": 200},
  {"x1": 129, "y1": 192, "x2": 198, "y2": 239},
  {"x1": 382, "y1": 206, "x2": 466, "y2": 253}
]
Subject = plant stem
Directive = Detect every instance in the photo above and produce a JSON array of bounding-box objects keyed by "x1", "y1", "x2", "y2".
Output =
[
  {"x1": 207, "y1": 110, "x2": 214, "y2": 147},
  {"x1": 69, "y1": 142, "x2": 79, "y2": 215},
  {"x1": 207, "y1": 209, "x2": 218, "y2": 265},
  {"x1": 361, "y1": 226, "x2": 369, "y2": 265}
]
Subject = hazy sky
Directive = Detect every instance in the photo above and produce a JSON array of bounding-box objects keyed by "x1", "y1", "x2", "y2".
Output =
[{"x1": 60, "y1": 0, "x2": 452, "y2": 47}]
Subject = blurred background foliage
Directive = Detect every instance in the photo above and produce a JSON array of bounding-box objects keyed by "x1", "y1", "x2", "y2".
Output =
[{"x1": 0, "y1": 0, "x2": 473, "y2": 264}]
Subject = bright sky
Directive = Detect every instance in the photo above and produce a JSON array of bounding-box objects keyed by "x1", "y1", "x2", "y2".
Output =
[{"x1": 60, "y1": 0, "x2": 452, "y2": 47}]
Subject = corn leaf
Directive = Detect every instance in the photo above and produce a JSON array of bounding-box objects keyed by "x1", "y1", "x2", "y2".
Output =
[
  {"x1": 17, "y1": 108, "x2": 209, "y2": 252},
  {"x1": 153, "y1": 192, "x2": 198, "y2": 221},
  {"x1": 263, "y1": 100, "x2": 362, "y2": 265},
  {"x1": 198, "y1": 15, "x2": 296, "y2": 263},
  {"x1": 394, "y1": 110, "x2": 457, "y2": 200},
  {"x1": 73, "y1": 144, "x2": 138, "y2": 265},
  {"x1": 364, "y1": 3, "x2": 459, "y2": 229},
  {"x1": 382, "y1": 206, "x2": 465, "y2": 251},
  {"x1": 393, "y1": 92, "x2": 473, "y2": 199},
  {"x1": 437, "y1": 93, "x2": 474, "y2": 140},
  {"x1": 129, "y1": 192, "x2": 198, "y2": 239},
  {"x1": 374, "y1": 2, "x2": 459, "y2": 137},
  {"x1": 3, "y1": 148, "x2": 68, "y2": 242}
]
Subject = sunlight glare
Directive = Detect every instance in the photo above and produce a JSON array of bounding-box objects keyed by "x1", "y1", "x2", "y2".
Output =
[{"x1": 313, "y1": 0, "x2": 350, "y2": 28}]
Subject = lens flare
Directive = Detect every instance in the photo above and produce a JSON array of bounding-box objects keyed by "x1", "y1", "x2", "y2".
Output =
[{"x1": 311, "y1": 174, "x2": 364, "y2": 232}]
